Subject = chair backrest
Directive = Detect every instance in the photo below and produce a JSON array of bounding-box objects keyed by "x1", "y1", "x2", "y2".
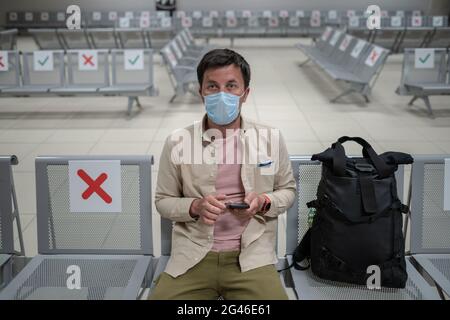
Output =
[
  {"x1": 400, "y1": 48, "x2": 447, "y2": 86},
  {"x1": 28, "y1": 29, "x2": 63, "y2": 50},
  {"x1": 170, "y1": 40, "x2": 184, "y2": 60},
  {"x1": 0, "y1": 29, "x2": 18, "y2": 50},
  {"x1": 0, "y1": 156, "x2": 18, "y2": 254},
  {"x1": 21, "y1": 51, "x2": 65, "y2": 87},
  {"x1": 286, "y1": 156, "x2": 405, "y2": 254},
  {"x1": 65, "y1": 49, "x2": 110, "y2": 87},
  {"x1": 353, "y1": 44, "x2": 390, "y2": 83},
  {"x1": 161, "y1": 45, "x2": 179, "y2": 69},
  {"x1": 58, "y1": 29, "x2": 91, "y2": 49},
  {"x1": 110, "y1": 49, "x2": 153, "y2": 87},
  {"x1": 35, "y1": 155, "x2": 153, "y2": 255},
  {"x1": 117, "y1": 28, "x2": 147, "y2": 49},
  {"x1": 410, "y1": 155, "x2": 450, "y2": 254},
  {"x1": 175, "y1": 34, "x2": 188, "y2": 53},
  {"x1": 88, "y1": 28, "x2": 119, "y2": 49},
  {"x1": 0, "y1": 51, "x2": 20, "y2": 88}
]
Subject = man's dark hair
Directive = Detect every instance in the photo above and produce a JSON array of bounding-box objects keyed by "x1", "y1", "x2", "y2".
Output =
[{"x1": 197, "y1": 49, "x2": 251, "y2": 88}]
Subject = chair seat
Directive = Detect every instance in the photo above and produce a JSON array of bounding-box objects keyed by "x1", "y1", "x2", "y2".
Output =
[
  {"x1": 286, "y1": 255, "x2": 440, "y2": 300},
  {"x1": 413, "y1": 254, "x2": 450, "y2": 297},
  {"x1": 0, "y1": 254, "x2": 152, "y2": 300},
  {"x1": 0, "y1": 254, "x2": 11, "y2": 268},
  {"x1": 405, "y1": 83, "x2": 450, "y2": 93},
  {"x1": 1, "y1": 85, "x2": 57, "y2": 94},
  {"x1": 50, "y1": 86, "x2": 101, "y2": 94},
  {"x1": 99, "y1": 84, "x2": 151, "y2": 93}
]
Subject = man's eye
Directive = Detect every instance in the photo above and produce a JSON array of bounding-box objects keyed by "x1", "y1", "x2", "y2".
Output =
[{"x1": 227, "y1": 84, "x2": 237, "y2": 88}]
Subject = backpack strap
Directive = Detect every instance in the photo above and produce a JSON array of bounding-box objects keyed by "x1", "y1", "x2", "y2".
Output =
[
  {"x1": 359, "y1": 176, "x2": 378, "y2": 214},
  {"x1": 277, "y1": 229, "x2": 312, "y2": 272}
]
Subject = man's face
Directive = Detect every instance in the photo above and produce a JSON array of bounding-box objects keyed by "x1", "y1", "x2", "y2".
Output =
[{"x1": 199, "y1": 64, "x2": 249, "y2": 106}]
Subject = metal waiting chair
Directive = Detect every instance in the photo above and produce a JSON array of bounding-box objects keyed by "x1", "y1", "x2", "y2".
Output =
[
  {"x1": 0, "y1": 155, "x2": 155, "y2": 300},
  {"x1": 396, "y1": 48, "x2": 449, "y2": 117},
  {"x1": 409, "y1": 155, "x2": 450, "y2": 299},
  {"x1": 58, "y1": 29, "x2": 92, "y2": 49},
  {"x1": 285, "y1": 156, "x2": 440, "y2": 300},
  {"x1": 170, "y1": 39, "x2": 200, "y2": 67},
  {"x1": 50, "y1": 49, "x2": 110, "y2": 94},
  {"x1": 0, "y1": 156, "x2": 25, "y2": 289},
  {"x1": 28, "y1": 29, "x2": 64, "y2": 50},
  {"x1": 0, "y1": 51, "x2": 21, "y2": 93},
  {"x1": 88, "y1": 28, "x2": 120, "y2": 49},
  {"x1": 117, "y1": 28, "x2": 148, "y2": 49},
  {"x1": 370, "y1": 17, "x2": 405, "y2": 53},
  {"x1": 1, "y1": 51, "x2": 65, "y2": 96},
  {"x1": 160, "y1": 44, "x2": 198, "y2": 102},
  {"x1": 99, "y1": 49, "x2": 158, "y2": 116}
]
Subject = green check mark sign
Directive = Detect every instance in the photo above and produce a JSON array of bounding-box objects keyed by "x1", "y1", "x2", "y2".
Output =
[
  {"x1": 419, "y1": 53, "x2": 431, "y2": 64},
  {"x1": 38, "y1": 55, "x2": 49, "y2": 66},
  {"x1": 128, "y1": 54, "x2": 140, "y2": 65}
]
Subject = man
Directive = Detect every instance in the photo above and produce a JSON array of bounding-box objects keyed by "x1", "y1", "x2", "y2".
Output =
[{"x1": 149, "y1": 49, "x2": 296, "y2": 300}]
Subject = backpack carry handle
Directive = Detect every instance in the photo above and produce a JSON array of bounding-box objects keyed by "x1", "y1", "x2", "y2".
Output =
[{"x1": 332, "y1": 136, "x2": 393, "y2": 178}]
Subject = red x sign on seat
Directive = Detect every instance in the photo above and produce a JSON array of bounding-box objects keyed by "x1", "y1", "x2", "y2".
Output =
[
  {"x1": 82, "y1": 54, "x2": 94, "y2": 66},
  {"x1": 77, "y1": 169, "x2": 112, "y2": 204}
]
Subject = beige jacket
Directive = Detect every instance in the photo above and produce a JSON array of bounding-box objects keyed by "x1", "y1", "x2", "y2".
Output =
[{"x1": 155, "y1": 116, "x2": 296, "y2": 277}]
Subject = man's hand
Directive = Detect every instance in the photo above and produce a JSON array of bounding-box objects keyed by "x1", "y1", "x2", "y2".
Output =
[
  {"x1": 189, "y1": 194, "x2": 226, "y2": 225},
  {"x1": 230, "y1": 192, "x2": 265, "y2": 218}
]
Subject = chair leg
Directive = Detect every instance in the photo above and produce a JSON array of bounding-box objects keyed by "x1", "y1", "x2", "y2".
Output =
[
  {"x1": 135, "y1": 97, "x2": 143, "y2": 109},
  {"x1": 330, "y1": 89, "x2": 353, "y2": 103},
  {"x1": 298, "y1": 58, "x2": 310, "y2": 67},
  {"x1": 408, "y1": 96, "x2": 418, "y2": 106},
  {"x1": 362, "y1": 94, "x2": 370, "y2": 103},
  {"x1": 127, "y1": 96, "x2": 134, "y2": 116},
  {"x1": 421, "y1": 96, "x2": 434, "y2": 118},
  {"x1": 169, "y1": 94, "x2": 177, "y2": 103}
]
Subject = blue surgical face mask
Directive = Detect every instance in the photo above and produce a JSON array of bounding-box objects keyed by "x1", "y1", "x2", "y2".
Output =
[{"x1": 204, "y1": 91, "x2": 244, "y2": 126}]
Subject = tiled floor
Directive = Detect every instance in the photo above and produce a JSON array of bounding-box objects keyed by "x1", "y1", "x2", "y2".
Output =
[{"x1": 2, "y1": 36, "x2": 450, "y2": 268}]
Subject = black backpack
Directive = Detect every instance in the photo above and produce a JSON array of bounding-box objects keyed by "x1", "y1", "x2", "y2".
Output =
[{"x1": 291, "y1": 136, "x2": 413, "y2": 288}]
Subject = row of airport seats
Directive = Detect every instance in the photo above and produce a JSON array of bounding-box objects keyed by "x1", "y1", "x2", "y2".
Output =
[
  {"x1": 0, "y1": 29, "x2": 18, "y2": 50},
  {"x1": 296, "y1": 27, "x2": 390, "y2": 103},
  {"x1": 347, "y1": 16, "x2": 450, "y2": 53},
  {"x1": 0, "y1": 49, "x2": 157, "y2": 116},
  {"x1": 160, "y1": 28, "x2": 213, "y2": 102},
  {"x1": 396, "y1": 48, "x2": 450, "y2": 117},
  {"x1": 1, "y1": 153, "x2": 450, "y2": 299},
  {"x1": 28, "y1": 27, "x2": 173, "y2": 51}
]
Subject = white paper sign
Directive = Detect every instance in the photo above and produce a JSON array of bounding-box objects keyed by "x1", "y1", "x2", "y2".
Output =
[
  {"x1": 432, "y1": 16, "x2": 444, "y2": 27},
  {"x1": 181, "y1": 31, "x2": 190, "y2": 44},
  {"x1": 391, "y1": 16, "x2": 402, "y2": 27},
  {"x1": 263, "y1": 10, "x2": 272, "y2": 18},
  {"x1": 193, "y1": 11, "x2": 202, "y2": 19},
  {"x1": 171, "y1": 42, "x2": 183, "y2": 59},
  {"x1": 140, "y1": 16, "x2": 150, "y2": 28},
  {"x1": 365, "y1": 47, "x2": 384, "y2": 67},
  {"x1": 0, "y1": 51, "x2": 9, "y2": 72},
  {"x1": 227, "y1": 17, "x2": 237, "y2": 27},
  {"x1": 25, "y1": 12, "x2": 33, "y2": 21},
  {"x1": 414, "y1": 48, "x2": 435, "y2": 69},
  {"x1": 164, "y1": 47, "x2": 177, "y2": 68},
  {"x1": 108, "y1": 11, "x2": 118, "y2": 21},
  {"x1": 311, "y1": 10, "x2": 321, "y2": 18},
  {"x1": 310, "y1": 16, "x2": 321, "y2": 27},
  {"x1": 412, "y1": 10, "x2": 422, "y2": 17},
  {"x1": 328, "y1": 10, "x2": 337, "y2": 20},
  {"x1": 289, "y1": 17, "x2": 300, "y2": 27},
  {"x1": 69, "y1": 160, "x2": 122, "y2": 213},
  {"x1": 124, "y1": 50, "x2": 144, "y2": 70},
  {"x1": 176, "y1": 11, "x2": 186, "y2": 18},
  {"x1": 296, "y1": 10, "x2": 305, "y2": 18},
  {"x1": 279, "y1": 10, "x2": 289, "y2": 18},
  {"x1": 396, "y1": 10, "x2": 405, "y2": 17},
  {"x1": 161, "y1": 17, "x2": 172, "y2": 28},
  {"x1": 78, "y1": 50, "x2": 98, "y2": 71},
  {"x1": 347, "y1": 10, "x2": 356, "y2": 18},
  {"x1": 412, "y1": 16, "x2": 423, "y2": 27},
  {"x1": 156, "y1": 11, "x2": 167, "y2": 18},
  {"x1": 182, "y1": 17, "x2": 192, "y2": 27},
  {"x1": 242, "y1": 10, "x2": 252, "y2": 18},
  {"x1": 92, "y1": 12, "x2": 102, "y2": 21},
  {"x1": 444, "y1": 159, "x2": 450, "y2": 211},
  {"x1": 209, "y1": 11, "x2": 219, "y2": 18},
  {"x1": 349, "y1": 16, "x2": 360, "y2": 27},
  {"x1": 33, "y1": 51, "x2": 53, "y2": 71},
  {"x1": 9, "y1": 12, "x2": 18, "y2": 21},
  {"x1": 177, "y1": 36, "x2": 187, "y2": 51},
  {"x1": 321, "y1": 27, "x2": 333, "y2": 41},
  {"x1": 351, "y1": 40, "x2": 366, "y2": 58},
  {"x1": 339, "y1": 35, "x2": 353, "y2": 51},
  {"x1": 380, "y1": 10, "x2": 388, "y2": 18},
  {"x1": 141, "y1": 11, "x2": 150, "y2": 18},
  {"x1": 269, "y1": 17, "x2": 279, "y2": 27},
  {"x1": 56, "y1": 12, "x2": 65, "y2": 21},
  {"x1": 119, "y1": 17, "x2": 130, "y2": 28},
  {"x1": 41, "y1": 12, "x2": 49, "y2": 21},
  {"x1": 226, "y1": 10, "x2": 235, "y2": 18},
  {"x1": 125, "y1": 11, "x2": 134, "y2": 19},
  {"x1": 329, "y1": 31, "x2": 342, "y2": 46},
  {"x1": 202, "y1": 17, "x2": 213, "y2": 27},
  {"x1": 248, "y1": 17, "x2": 259, "y2": 27}
]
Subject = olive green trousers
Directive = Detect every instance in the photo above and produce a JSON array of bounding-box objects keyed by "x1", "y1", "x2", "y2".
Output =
[{"x1": 148, "y1": 251, "x2": 288, "y2": 300}]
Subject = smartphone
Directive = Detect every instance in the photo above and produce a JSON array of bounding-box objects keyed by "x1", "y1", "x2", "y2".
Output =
[{"x1": 226, "y1": 202, "x2": 250, "y2": 209}]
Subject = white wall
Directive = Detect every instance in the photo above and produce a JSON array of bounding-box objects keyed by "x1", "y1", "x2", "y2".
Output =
[{"x1": 1, "y1": 0, "x2": 449, "y2": 25}]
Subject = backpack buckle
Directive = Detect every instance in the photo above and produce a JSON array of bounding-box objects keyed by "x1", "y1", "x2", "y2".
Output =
[{"x1": 355, "y1": 163, "x2": 375, "y2": 172}]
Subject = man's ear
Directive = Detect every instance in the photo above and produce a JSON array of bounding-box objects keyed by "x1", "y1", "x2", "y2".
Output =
[
  {"x1": 199, "y1": 87, "x2": 204, "y2": 103},
  {"x1": 241, "y1": 87, "x2": 250, "y2": 103}
]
